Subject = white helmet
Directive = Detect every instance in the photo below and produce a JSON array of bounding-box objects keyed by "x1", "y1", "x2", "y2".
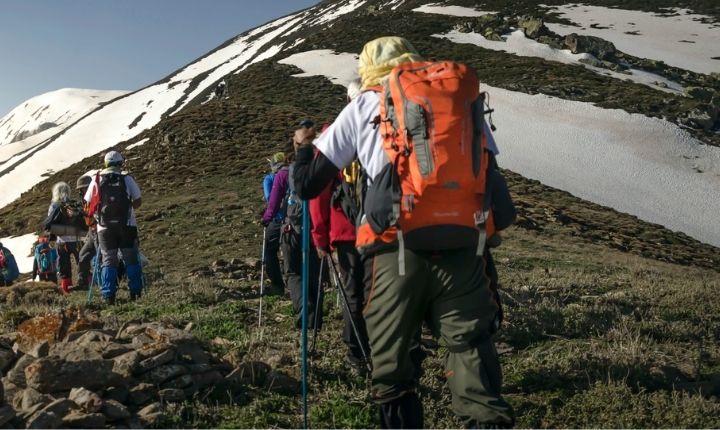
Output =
[{"x1": 104, "y1": 150, "x2": 124, "y2": 166}]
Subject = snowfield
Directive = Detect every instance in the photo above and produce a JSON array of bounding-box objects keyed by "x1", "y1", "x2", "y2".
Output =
[
  {"x1": 0, "y1": 88, "x2": 127, "y2": 147},
  {"x1": 0, "y1": 233, "x2": 38, "y2": 274},
  {"x1": 413, "y1": 4, "x2": 493, "y2": 17},
  {"x1": 438, "y1": 30, "x2": 684, "y2": 94},
  {"x1": 278, "y1": 49, "x2": 720, "y2": 248},
  {"x1": 545, "y1": 4, "x2": 720, "y2": 75}
]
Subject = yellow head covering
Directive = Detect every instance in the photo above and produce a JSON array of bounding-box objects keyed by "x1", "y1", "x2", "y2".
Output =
[{"x1": 358, "y1": 36, "x2": 423, "y2": 90}]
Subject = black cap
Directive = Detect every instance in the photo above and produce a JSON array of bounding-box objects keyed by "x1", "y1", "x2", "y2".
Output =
[{"x1": 76, "y1": 175, "x2": 92, "y2": 190}]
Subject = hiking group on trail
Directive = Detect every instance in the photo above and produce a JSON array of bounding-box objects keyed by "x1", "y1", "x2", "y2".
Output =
[
  {"x1": 259, "y1": 36, "x2": 517, "y2": 428},
  {"x1": 16, "y1": 150, "x2": 146, "y2": 304},
  {"x1": 2, "y1": 33, "x2": 518, "y2": 428}
]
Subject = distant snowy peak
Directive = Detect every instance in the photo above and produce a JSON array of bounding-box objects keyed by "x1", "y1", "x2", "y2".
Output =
[{"x1": 0, "y1": 88, "x2": 127, "y2": 146}]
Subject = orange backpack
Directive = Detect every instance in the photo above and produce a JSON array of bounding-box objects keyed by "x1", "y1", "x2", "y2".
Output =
[{"x1": 357, "y1": 61, "x2": 496, "y2": 273}]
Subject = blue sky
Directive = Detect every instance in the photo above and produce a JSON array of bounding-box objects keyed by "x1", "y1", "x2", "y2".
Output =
[{"x1": 0, "y1": 0, "x2": 318, "y2": 116}]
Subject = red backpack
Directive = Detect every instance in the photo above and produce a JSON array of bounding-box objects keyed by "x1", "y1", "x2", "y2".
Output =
[{"x1": 356, "y1": 61, "x2": 497, "y2": 273}]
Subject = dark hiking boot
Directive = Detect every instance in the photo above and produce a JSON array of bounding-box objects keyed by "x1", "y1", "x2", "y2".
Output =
[
  {"x1": 263, "y1": 284, "x2": 284, "y2": 297},
  {"x1": 345, "y1": 353, "x2": 370, "y2": 377},
  {"x1": 102, "y1": 295, "x2": 116, "y2": 306},
  {"x1": 130, "y1": 291, "x2": 142, "y2": 301},
  {"x1": 379, "y1": 392, "x2": 424, "y2": 429}
]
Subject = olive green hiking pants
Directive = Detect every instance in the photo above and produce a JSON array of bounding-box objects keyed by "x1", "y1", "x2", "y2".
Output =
[{"x1": 363, "y1": 247, "x2": 514, "y2": 426}]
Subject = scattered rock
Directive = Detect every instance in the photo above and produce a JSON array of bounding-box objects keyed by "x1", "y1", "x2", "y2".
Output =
[
  {"x1": 226, "y1": 361, "x2": 271, "y2": 387},
  {"x1": 192, "y1": 371, "x2": 224, "y2": 390},
  {"x1": 39, "y1": 398, "x2": 75, "y2": 419},
  {"x1": 137, "y1": 347, "x2": 176, "y2": 373},
  {"x1": 144, "y1": 364, "x2": 188, "y2": 385},
  {"x1": 103, "y1": 385, "x2": 129, "y2": 404},
  {"x1": 517, "y1": 15, "x2": 545, "y2": 39},
  {"x1": 564, "y1": 33, "x2": 616, "y2": 60},
  {"x1": 137, "y1": 402, "x2": 164, "y2": 427},
  {"x1": 0, "y1": 404, "x2": 16, "y2": 427},
  {"x1": 162, "y1": 374, "x2": 194, "y2": 390},
  {"x1": 128, "y1": 383, "x2": 157, "y2": 406},
  {"x1": 112, "y1": 350, "x2": 141, "y2": 379},
  {"x1": 681, "y1": 108, "x2": 715, "y2": 131},
  {"x1": 27, "y1": 341, "x2": 49, "y2": 359},
  {"x1": 101, "y1": 399, "x2": 130, "y2": 421},
  {"x1": 20, "y1": 388, "x2": 53, "y2": 411},
  {"x1": 264, "y1": 371, "x2": 300, "y2": 394},
  {"x1": 25, "y1": 357, "x2": 114, "y2": 393},
  {"x1": 25, "y1": 411, "x2": 62, "y2": 429},
  {"x1": 6, "y1": 354, "x2": 35, "y2": 387},
  {"x1": 26, "y1": 410, "x2": 62, "y2": 429},
  {"x1": 62, "y1": 411, "x2": 106, "y2": 429},
  {"x1": 158, "y1": 388, "x2": 185, "y2": 403},
  {"x1": 68, "y1": 387, "x2": 103, "y2": 413},
  {"x1": 687, "y1": 86, "x2": 714, "y2": 102},
  {"x1": 0, "y1": 347, "x2": 16, "y2": 372}
]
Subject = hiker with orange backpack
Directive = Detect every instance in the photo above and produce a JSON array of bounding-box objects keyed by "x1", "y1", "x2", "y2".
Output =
[{"x1": 293, "y1": 37, "x2": 515, "y2": 428}]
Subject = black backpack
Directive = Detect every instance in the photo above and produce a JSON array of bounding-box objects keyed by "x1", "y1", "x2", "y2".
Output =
[
  {"x1": 44, "y1": 200, "x2": 87, "y2": 235},
  {"x1": 98, "y1": 173, "x2": 131, "y2": 227},
  {"x1": 330, "y1": 160, "x2": 366, "y2": 227}
]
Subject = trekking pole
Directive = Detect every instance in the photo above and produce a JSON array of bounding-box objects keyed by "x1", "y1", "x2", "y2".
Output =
[
  {"x1": 327, "y1": 255, "x2": 372, "y2": 371},
  {"x1": 87, "y1": 244, "x2": 101, "y2": 304},
  {"x1": 310, "y1": 256, "x2": 324, "y2": 354},
  {"x1": 301, "y1": 200, "x2": 310, "y2": 428},
  {"x1": 258, "y1": 227, "x2": 267, "y2": 331}
]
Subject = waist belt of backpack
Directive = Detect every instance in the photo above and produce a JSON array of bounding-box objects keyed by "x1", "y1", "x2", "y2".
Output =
[{"x1": 474, "y1": 168, "x2": 494, "y2": 256}]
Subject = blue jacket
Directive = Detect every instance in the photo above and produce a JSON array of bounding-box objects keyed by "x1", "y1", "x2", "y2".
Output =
[{"x1": 0, "y1": 246, "x2": 20, "y2": 283}]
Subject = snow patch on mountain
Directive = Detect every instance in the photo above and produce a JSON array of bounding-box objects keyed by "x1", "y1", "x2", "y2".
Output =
[
  {"x1": 413, "y1": 4, "x2": 493, "y2": 17},
  {"x1": 545, "y1": 4, "x2": 720, "y2": 74},
  {"x1": 278, "y1": 49, "x2": 720, "y2": 247},
  {"x1": 126, "y1": 138, "x2": 149, "y2": 151},
  {"x1": 0, "y1": 233, "x2": 38, "y2": 274},
  {"x1": 439, "y1": 30, "x2": 684, "y2": 93},
  {"x1": 314, "y1": 0, "x2": 368, "y2": 26},
  {"x1": 0, "y1": 88, "x2": 127, "y2": 146},
  {"x1": 279, "y1": 50, "x2": 359, "y2": 86}
]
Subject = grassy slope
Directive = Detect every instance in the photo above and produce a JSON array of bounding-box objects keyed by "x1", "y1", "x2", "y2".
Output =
[{"x1": 1, "y1": 1, "x2": 719, "y2": 427}]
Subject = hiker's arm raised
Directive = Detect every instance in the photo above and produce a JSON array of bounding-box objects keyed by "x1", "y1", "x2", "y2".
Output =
[{"x1": 293, "y1": 145, "x2": 339, "y2": 200}]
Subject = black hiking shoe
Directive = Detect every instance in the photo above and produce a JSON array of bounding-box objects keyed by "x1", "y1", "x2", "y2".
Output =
[
  {"x1": 102, "y1": 295, "x2": 116, "y2": 306},
  {"x1": 130, "y1": 291, "x2": 142, "y2": 301},
  {"x1": 263, "y1": 285, "x2": 284, "y2": 297}
]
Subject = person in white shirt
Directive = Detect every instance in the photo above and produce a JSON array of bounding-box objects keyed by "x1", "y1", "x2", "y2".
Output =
[{"x1": 84, "y1": 150, "x2": 142, "y2": 304}]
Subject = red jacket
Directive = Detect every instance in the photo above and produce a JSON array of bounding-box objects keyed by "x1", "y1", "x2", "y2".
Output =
[{"x1": 309, "y1": 173, "x2": 356, "y2": 250}]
